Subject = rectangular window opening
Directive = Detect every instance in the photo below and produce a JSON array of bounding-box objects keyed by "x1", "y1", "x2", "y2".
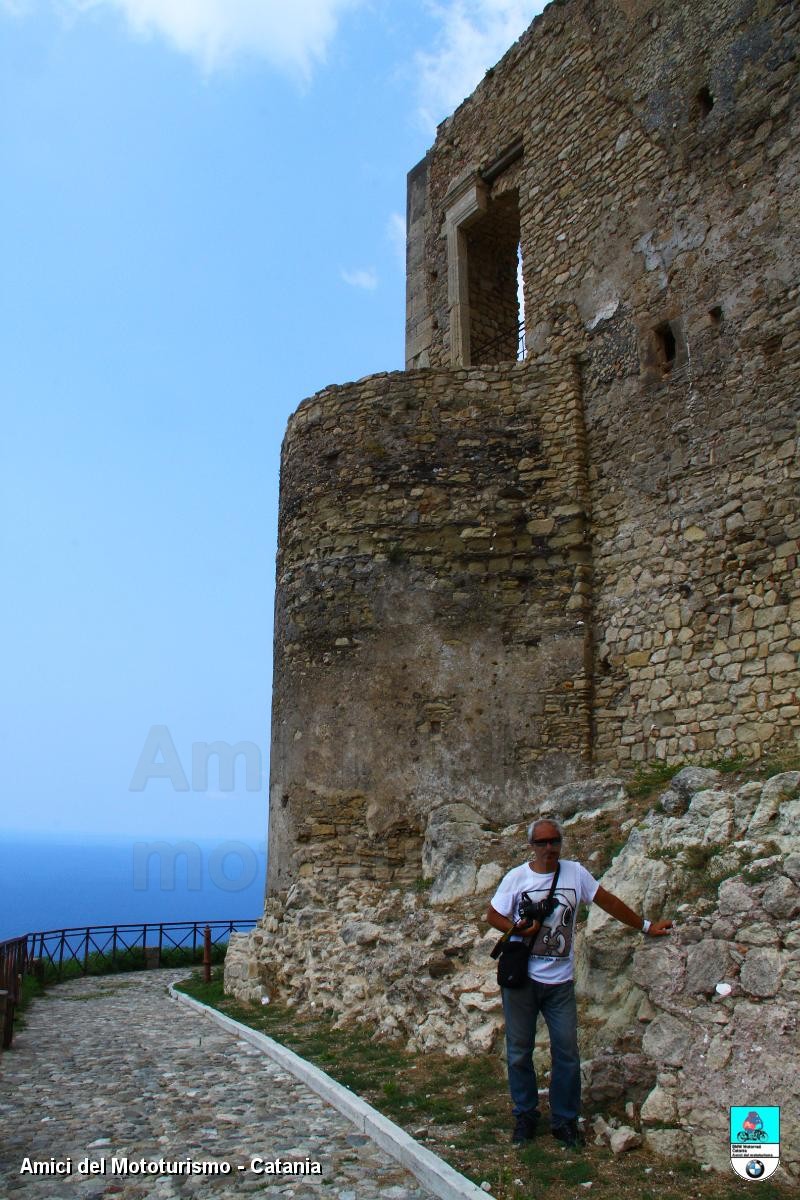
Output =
[{"x1": 466, "y1": 189, "x2": 522, "y2": 365}]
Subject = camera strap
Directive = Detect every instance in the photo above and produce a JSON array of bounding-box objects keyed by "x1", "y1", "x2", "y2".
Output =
[
  {"x1": 489, "y1": 862, "x2": 561, "y2": 959},
  {"x1": 542, "y1": 860, "x2": 561, "y2": 906}
]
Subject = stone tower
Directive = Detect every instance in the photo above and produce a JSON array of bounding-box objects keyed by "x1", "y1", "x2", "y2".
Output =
[{"x1": 265, "y1": 0, "x2": 798, "y2": 901}]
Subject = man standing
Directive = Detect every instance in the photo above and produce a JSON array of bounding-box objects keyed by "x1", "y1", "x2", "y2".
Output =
[{"x1": 487, "y1": 818, "x2": 672, "y2": 1147}]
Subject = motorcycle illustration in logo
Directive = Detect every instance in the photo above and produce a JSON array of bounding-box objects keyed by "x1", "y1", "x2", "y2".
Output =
[
  {"x1": 738, "y1": 1112, "x2": 767, "y2": 1142},
  {"x1": 730, "y1": 1108, "x2": 780, "y2": 1181}
]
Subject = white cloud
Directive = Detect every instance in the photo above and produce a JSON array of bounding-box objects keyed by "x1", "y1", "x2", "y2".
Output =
[
  {"x1": 0, "y1": 0, "x2": 34, "y2": 14},
  {"x1": 49, "y1": 0, "x2": 363, "y2": 76},
  {"x1": 387, "y1": 211, "x2": 405, "y2": 269},
  {"x1": 341, "y1": 266, "x2": 378, "y2": 290},
  {"x1": 416, "y1": 0, "x2": 549, "y2": 129}
]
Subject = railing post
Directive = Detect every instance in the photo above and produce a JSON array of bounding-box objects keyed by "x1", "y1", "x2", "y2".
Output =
[
  {"x1": 83, "y1": 929, "x2": 90, "y2": 974},
  {"x1": 58, "y1": 931, "x2": 65, "y2": 980},
  {"x1": 157, "y1": 924, "x2": 163, "y2": 968},
  {"x1": 203, "y1": 926, "x2": 212, "y2": 984}
]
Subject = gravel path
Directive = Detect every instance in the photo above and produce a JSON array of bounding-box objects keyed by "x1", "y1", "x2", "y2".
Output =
[{"x1": 0, "y1": 971, "x2": 438, "y2": 1200}]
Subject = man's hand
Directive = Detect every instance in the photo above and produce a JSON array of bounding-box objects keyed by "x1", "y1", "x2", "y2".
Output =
[
  {"x1": 593, "y1": 886, "x2": 673, "y2": 935},
  {"x1": 514, "y1": 920, "x2": 541, "y2": 939},
  {"x1": 486, "y1": 904, "x2": 541, "y2": 940}
]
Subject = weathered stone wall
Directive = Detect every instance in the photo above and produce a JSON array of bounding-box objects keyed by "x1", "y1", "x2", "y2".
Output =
[
  {"x1": 590, "y1": 363, "x2": 799, "y2": 770},
  {"x1": 268, "y1": 361, "x2": 594, "y2": 896},
  {"x1": 406, "y1": 0, "x2": 799, "y2": 371},
  {"x1": 404, "y1": 0, "x2": 799, "y2": 771}
]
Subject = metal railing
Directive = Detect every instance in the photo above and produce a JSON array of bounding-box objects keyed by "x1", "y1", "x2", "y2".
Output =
[
  {"x1": 471, "y1": 320, "x2": 526, "y2": 365},
  {"x1": 0, "y1": 935, "x2": 28, "y2": 1050},
  {"x1": 0, "y1": 918, "x2": 257, "y2": 1050}
]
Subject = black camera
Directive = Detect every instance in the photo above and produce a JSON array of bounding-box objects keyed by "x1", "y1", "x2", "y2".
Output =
[{"x1": 519, "y1": 894, "x2": 557, "y2": 924}]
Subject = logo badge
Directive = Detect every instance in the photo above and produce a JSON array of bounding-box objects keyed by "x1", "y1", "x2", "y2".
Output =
[{"x1": 730, "y1": 1107, "x2": 780, "y2": 1181}]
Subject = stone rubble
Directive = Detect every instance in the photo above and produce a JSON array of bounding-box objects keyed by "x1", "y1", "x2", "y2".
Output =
[
  {"x1": 227, "y1": 771, "x2": 800, "y2": 1179},
  {"x1": 0, "y1": 970, "x2": 438, "y2": 1200}
]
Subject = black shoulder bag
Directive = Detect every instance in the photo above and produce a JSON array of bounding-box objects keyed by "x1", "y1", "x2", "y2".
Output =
[{"x1": 490, "y1": 864, "x2": 560, "y2": 989}]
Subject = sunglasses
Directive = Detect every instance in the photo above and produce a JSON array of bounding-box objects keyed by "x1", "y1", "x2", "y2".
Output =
[{"x1": 531, "y1": 837, "x2": 562, "y2": 847}]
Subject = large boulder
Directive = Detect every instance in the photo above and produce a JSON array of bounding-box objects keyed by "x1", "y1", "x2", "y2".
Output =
[
  {"x1": 422, "y1": 803, "x2": 485, "y2": 904},
  {"x1": 575, "y1": 829, "x2": 671, "y2": 1028},
  {"x1": 541, "y1": 778, "x2": 626, "y2": 818},
  {"x1": 660, "y1": 766, "x2": 722, "y2": 815}
]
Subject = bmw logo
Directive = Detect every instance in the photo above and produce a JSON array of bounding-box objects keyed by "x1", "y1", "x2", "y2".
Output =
[{"x1": 746, "y1": 1161, "x2": 765, "y2": 1179}]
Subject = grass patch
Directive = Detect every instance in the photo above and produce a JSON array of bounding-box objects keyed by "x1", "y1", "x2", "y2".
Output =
[
  {"x1": 625, "y1": 747, "x2": 799, "y2": 804},
  {"x1": 650, "y1": 844, "x2": 680, "y2": 861},
  {"x1": 12, "y1": 973, "x2": 48, "y2": 1028},
  {"x1": 174, "y1": 968, "x2": 797, "y2": 1200},
  {"x1": 708, "y1": 753, "x2": 750, "y2": 775},
  {"x1": 33, "y1": 943, "x2": 226, "y2": 986},
  {"x1": 626, "y1": 761, "x2": 682, "y2": 798},
  {"x1": 743, "y1": 855, "x2": 782, "y2": 885},
  {"x1": 753, "y1": 745, "x2": 800, "y2": 780},
  {"x1": 681, "y1": 843, "x2": 724, "y2": 872},
  {"x1": 672, "y1": 1157, "x2": 704, "y2": 1176},
  {"x1": 753, "y1": 1184, "x2": 791, "y2": 1200}
]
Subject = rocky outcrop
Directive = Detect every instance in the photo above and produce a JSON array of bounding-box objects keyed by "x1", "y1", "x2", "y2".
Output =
[
  {"x1": 226, "y1": 770, "x2": 800, "y2": 1179},
  {"x1": 577, "y1": 770, "x2": 799, "y2": 1177}
]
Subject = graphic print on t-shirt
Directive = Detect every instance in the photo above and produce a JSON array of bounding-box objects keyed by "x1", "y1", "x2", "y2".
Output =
[{"x1": 516, "y1": 888, "x2": 577, "y2": 959}]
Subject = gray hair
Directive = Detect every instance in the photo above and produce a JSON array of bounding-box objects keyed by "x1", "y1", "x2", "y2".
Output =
[{"x1": 527, "y1": 817, "x2": 563, "y2": 843}]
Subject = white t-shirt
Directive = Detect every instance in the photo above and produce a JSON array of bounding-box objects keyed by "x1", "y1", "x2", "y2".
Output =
[{"x1": 490, "y1": 858, "x2": 599, "y2": 984}]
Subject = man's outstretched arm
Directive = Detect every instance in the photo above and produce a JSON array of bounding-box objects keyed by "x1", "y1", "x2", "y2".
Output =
[{"x1": 592, "y1": 886, "x2": 673, "y2": 936}]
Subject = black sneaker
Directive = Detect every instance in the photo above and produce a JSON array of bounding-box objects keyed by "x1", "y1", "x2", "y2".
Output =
[
  {"x1": 551, "y1": 1120, "x2": 584, "y2": 1148},
  {"x1": 512, "y1": 1112, "x2": 539, "y2": 1144}
]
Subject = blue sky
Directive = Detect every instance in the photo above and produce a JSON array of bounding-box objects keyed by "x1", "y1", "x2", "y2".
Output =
[{"x1": 1, "y1": 0, "x2": 545, "y2": 846}]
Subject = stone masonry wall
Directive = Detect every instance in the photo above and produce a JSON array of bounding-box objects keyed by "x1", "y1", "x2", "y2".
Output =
[
  {"x1": 405, "y1": 0, "x2": 800, "y2": 771},
  {"x1": 267, "y1": 360, "x2": 594, "y2": 895},
  {"x1": 589, "y1": 343, "x2": 799, "y2": 770}
]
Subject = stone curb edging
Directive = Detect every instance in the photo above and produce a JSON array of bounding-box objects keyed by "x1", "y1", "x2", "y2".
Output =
[{"x1": 168, "y1": 984, "x2": 494, "y2": 1200}]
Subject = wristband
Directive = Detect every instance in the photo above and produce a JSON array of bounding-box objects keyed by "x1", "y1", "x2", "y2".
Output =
[{"x1": 642, "y1": 919, "x2": 651, "y2": 934}]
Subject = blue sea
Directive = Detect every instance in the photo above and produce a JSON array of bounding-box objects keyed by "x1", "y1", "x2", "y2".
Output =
[{"x1": 0, "y1": 834, "x2": 267, "y2": 942}]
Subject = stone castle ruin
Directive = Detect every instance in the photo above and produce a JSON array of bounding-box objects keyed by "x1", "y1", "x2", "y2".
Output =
[{"x1": 226, "y1": 0, "x2": 799, "y2": 1176}]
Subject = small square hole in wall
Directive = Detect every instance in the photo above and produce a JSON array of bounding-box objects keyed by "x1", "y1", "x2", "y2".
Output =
[
  {"x1": 654, "y1": 321, "x2": 677, "y2": 375},
  {"x1": 709, "y1": 305, "x2": 723, "y2": 328},
  {"x1": 693, "y1": 86, "x2": 714, "y2": 120}
]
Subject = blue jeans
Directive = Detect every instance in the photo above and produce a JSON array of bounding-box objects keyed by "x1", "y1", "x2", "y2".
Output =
[{"x1": 501, "y1": 978, "x2": 581, "y2": 1126}]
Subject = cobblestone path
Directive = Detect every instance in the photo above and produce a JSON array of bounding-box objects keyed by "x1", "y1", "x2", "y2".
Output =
[{"x1": 0, "y1": 971, "x2": 438, "y2": 1200}]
